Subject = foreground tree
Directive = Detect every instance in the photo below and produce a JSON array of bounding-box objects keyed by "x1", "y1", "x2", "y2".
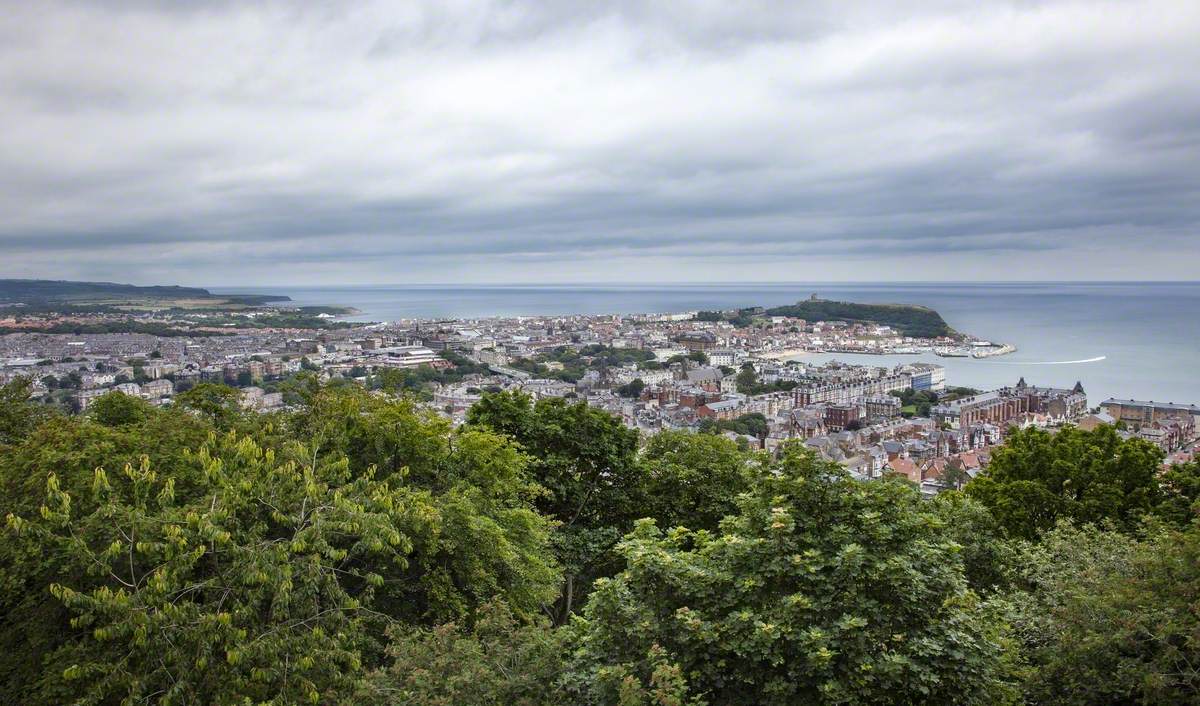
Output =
[
  {"x1": 0, "y1": 386, "x2": 559, "y2": 705},
  {"x1": 358, "y1": 599, "x2": 568, "y2": 706},
  {"x1": 641, "y1": 430, "x2": 754, "y2": 532},
  {"x1": 966, "y1": 425, "x2": 1164, "y2": 539},
  {"x1": 0, "y1": 378, "x2": 56, "y2": 446},
  {"x1": 566, "y1": 444, "x2": 1019, "y2": 705},
  {"x1": 1011, "y1": 521, "x2": 1200, "y2": 705},
  {"x1": 468, "y1": 391, "x2": 645, "y2": 621}
]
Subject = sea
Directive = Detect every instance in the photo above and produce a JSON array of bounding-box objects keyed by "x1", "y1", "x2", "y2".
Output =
[{"x1": 213, "y1": 282, "x2": 1200, "y2": 408}]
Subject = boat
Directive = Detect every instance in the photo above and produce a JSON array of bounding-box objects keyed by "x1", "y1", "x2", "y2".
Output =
[{"x1": 934, "y1": 346, "x2": 970, "y2": 357}]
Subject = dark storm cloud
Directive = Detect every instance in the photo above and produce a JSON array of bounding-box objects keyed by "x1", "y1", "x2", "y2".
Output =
[{"x1": 0, "y1": 0, "x2": 1197, "y2": 284}]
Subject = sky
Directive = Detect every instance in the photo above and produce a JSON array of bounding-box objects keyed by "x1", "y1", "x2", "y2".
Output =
[{"x1": 1, "y1": 0, "x2": 1198, "y2": 286}]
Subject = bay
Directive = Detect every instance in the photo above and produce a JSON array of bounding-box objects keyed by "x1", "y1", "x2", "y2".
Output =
[{"x1": 214, "y1": 282, "x2": 1200, "y2": 407}]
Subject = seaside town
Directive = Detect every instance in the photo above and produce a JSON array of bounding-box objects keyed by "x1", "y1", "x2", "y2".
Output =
[{"x1": 3, "y1": 301, "x2": 1197, "y2": 497}]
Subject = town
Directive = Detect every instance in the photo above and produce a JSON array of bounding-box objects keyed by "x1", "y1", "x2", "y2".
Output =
[{"x1": 3, "y1": 303, "x2": 1196, "y2": 497}]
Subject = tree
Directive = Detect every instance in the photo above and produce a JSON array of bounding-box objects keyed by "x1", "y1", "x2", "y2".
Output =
[
  {"x1": 358, "y1": 599, "x2": 568, "y2": 706},
  {"x1": 566, "y1": 444, "x2": 1019, "y2": 705},
  {"x1": 467, "y1": 391, "x2": 644, "y2": 622},
  {"x1": 939, "y1": 457, "x2": 971, "y2": 491},
  {"x1": 1153, "y1": 460, "x2": 1200, "y2": 527},
  {"x1": 0, "y1": 378, "x2": 55, "y2": 447},
  {"x1": 1010, "y1": 522, "x2": 1200, "y2": 705},
  {"x1": 929, "y1": 491, "x2": 1019, "y2": 593},
  {"x1": 87, "y1": 391, "x2": 154, "y2": 427},
  {"x1": 174, "y1": 383, "x2": 245, "y2": 430},
  {"x1": 616, "y1": 378, "x2": 645, "y2": 399},
  {"x1": 965, "y1": 425, "x2": 1164, "y2": 539},
  {"x1": 641, "y1": 431, "x2": 753, "y2": 532},
  {"x1": 1, "y1": 384, "x2": 558, "y2": 704}
]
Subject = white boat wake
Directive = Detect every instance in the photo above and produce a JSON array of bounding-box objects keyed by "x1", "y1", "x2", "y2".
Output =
[{"x1": 996, "y1": 355, "x2": 1106, "y2": 365}]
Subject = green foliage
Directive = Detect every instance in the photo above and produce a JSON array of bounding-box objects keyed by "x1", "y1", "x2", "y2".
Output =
[
  {"x1": 567, "y1": 444, "x2": 1019, "y2": 705},
  {"x1": 467, "y1": 391, "x2": 644, "y2": 621},
  {"x1": 616, "y1": 378, "x2": 646, "y2": 398},
  {"x1": 0, "y1": 382, "x2": 559, "y2": 705},
  {"x1": 765, "y1": 299, "x2": 955, "y2": 338},
  {"x1": 929, "y1": 491, "x2": 1019, "y2": 593},
  {"x1": 0, "y1": 378, "x2": 56, "y2": 447},
  {"x1": 641, "y1": 431, "x2": 753, "y2": 532},
  {"x1": 174, "y1": 382, "x2": 246, "y2": 430},
  {"x1": 86, "y1": 391, "x2": 155, "y2": 427},
  {"x1": 1010, "y1": 522, "x2": 1200, "y2": 704},
  {"x1": 358, "y1": 599, "x2": 568, "y2": 705},
  {"x1": 890, "y1": 388, "x2": 939, "y2": 417},
  {"x1": 698, "y1": 412, "x2": 769, "y2": 439},
  {"x1": 733, "y1": 366, "x2": 796, "y2": 396},
  {"x1": 693, "y1": 309, "x2": 755, "y2": 327},
  {"x1": 965, "y1": 425, "x2": 1165, "y2": 539},
  {"x1": 1154, "y1": 460, "x2": 1200, "y2": 526},
  {"x1": 1, "y1": 320, "x2": 236, "y2": 336},
  {"x1": 10, "y1": 362, "x2": 1200, "y2": 704}
]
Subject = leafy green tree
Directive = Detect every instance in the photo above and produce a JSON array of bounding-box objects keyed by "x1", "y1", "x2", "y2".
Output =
[
  {"x1": 616, "y1": 378, "x2": 645, "y2": 399},
  {"x1": 1153, "y1": 460, "x2": 1200, "y2": 527},
  {"x1": 1010, "y1": 522, "x2": 1200, "y2": 705},
  {"x1": 7, "y1": 439, "x2": 398, "y2": 704},
  {"x1": 0, "y1": 383, "x2": 559, "y2": 704},
  {"x1": 358, "y1": 599, "x2": 568, "y2": 706},
  {"x1": 641, "y1": 431, "x2": 753, "y2": 532},
  {"x1": 468, "y1": 391, "x2": 644, "y2": 622},
  {"x1": 929, "y1": 491, "x2": 1019, "y2": 593},
  {"x1": 0, "y1": 378, "x2": 55, "y2": 447},
  {"x1": 966, "y1": 425, "x2": 1164, "y2": 539},
  {"x1": 174, "y1": 382, "x2": 246, "y2": 430},
  {"x1": 0, "y1": 406, "x2": 215, "y2": 702},
  {"x1": 87, "y1": 390, "x2": 154, "y2": 427},
  {"x1": 566, "y1": 444, "x2": 1019, "y2": 705}
]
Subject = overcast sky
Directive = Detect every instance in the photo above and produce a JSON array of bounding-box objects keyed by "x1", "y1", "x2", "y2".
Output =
[{"x1": 1, "y1": 0, "x2": 1197, "y2": 286}]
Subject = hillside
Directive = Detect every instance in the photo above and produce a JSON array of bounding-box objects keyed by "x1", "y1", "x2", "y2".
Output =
[
  {"x1": 765, "y1": 298, "x2": 956, "y2": 338},
  {"x1": 0, "y1": 279, "x2": 288, "y2": 308}
]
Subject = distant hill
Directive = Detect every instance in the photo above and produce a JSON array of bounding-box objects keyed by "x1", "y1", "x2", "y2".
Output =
[
  {"x1": 765, "y1": 298, "x2": 956, "y2": 338},
  {"x1": 0, "y1": 279, "x2": 288, "y2": 307}
]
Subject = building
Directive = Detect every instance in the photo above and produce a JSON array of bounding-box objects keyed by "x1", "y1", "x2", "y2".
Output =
[
  {"x1": 1101, "y1": 399, "x2": 1200, "y2": 429},
  {"x1": 677, "y1": 332, "x2": 718, "y2": 352},
  {"x1": 934, "y1": 379, "x2": 1088, "y2": 429},
  {"x1": 907, "y1": 364, "x2": 946, "y2": 392},
  {"x1": 793, "y1": 372, "x2": 912, "y2": 406},
  {"x1": 1013, "y1": 378, "x2": 1088, "y2": 422},
  {"x1": 706, "y1": 348, "x2": 738, "y2": 367},
  {"x1": 140, "y1": 379, "x2": 174, "y2": 399},
  {"x1": 824, "y1": 403, "x2": 862, "y2": 432},
  {"x1": 697, "y1": 398, "x2": 743, "y2": 420},
  {"x1": 933, "y1": 390, "x2": 1028, "y2": 428},
  {"x1": 860, "y1": 395, "x2": 902, "y2": 422}
]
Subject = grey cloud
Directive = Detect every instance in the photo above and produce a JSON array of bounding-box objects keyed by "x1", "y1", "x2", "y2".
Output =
[{"x1": 0, "y1": 0, "x2": 1197, "y2": 284}]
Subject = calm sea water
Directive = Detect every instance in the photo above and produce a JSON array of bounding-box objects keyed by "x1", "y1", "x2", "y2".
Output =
[{"x1": 215, "y1": 283, "x2": 1200, "y2": 407}]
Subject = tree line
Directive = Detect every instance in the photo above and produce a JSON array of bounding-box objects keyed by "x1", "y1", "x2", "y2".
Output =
[{"x1": 1, "y1": 376, "x2": 1199, "y2": 704}]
